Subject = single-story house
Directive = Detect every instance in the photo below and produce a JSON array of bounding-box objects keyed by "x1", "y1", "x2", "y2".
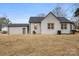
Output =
[
  {"x1": 29, "y1": 12, "x2": 75, "y2": 34},
  {"x1": 2, "y1": 12, "x2": 75, "y2": 35}
]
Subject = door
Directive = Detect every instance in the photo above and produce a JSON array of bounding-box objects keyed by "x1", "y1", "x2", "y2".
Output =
[{"x1": 22, "y1": 28, "x2": 26, "y2": 34}]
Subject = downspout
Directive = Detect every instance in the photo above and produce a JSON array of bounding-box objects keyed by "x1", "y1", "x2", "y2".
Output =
[{"x1": 40, "y1": 22, "x2": 41, "y2": 34}]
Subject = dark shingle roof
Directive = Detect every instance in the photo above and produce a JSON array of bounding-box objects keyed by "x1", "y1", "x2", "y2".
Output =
[
  {"x1": 57, "y1": 17, "x2": 71, "y2": 23},
  {"x1": 29, "y1": 12, "x2": 72, "y2": 23},
  {"x1": 8, "y1": 24, "x2": 29, "y2": 27},
  {"x1": 29, "y1": 17, "x2": 71, "y2": 23},
  {"x1": 29, "y1": 17, "x2": 45, "y2": 23}
]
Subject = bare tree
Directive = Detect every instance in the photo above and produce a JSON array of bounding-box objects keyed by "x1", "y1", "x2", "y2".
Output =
[
  {"x1": 37, "y1": 13, "x2": 46, "y2": 17},
  {"x1": 52, "y1": 6, "x2": 66, "y2": 17}
]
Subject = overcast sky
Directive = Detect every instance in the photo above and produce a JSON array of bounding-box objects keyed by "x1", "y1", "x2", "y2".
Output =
[{"x1": 0, "y1": 3, "x2": 76, "y2": 23}]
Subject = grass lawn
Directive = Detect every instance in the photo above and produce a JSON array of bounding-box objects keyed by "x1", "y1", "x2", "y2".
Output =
[{"x1": 0, "y1": 33, "x2": 79, "y2": 56}]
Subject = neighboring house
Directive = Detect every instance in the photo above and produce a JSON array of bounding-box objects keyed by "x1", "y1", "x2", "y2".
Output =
[
  {"x1": 1, "y1": 24, "x2": 8, "y2": 32},
  {"x1": 8, "y1": 24, "x2": 29, "y2": 35},
  {"x1": 0, "y1": 24, "x2": 8, "y2": 32},
  {"x1": 29, "y1": 12, "x2": 75, "y2": 34}
]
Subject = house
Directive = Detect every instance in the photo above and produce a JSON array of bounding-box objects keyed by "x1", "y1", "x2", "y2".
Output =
[
  {"x1": 29, "y1": 12, "x2": 75, "y2": 34},
  {"x1": 0, "y1": 24, "x2": 8, "y2": 33},
  {"x1": 1, "y1": 24, "x2": 8, "y2": 32},
  {"x1": 8, "y1": 24, "x2": 29, "y2": 35},
  {"x1": 5, "y1": 12, "x2": 75, "y2": 35}
]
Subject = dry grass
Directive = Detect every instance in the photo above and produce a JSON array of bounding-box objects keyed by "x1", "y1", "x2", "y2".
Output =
[{"x1": 0, "y1": 33, "x2": 79, "y2": 56}]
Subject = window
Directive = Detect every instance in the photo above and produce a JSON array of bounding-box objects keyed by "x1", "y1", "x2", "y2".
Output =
[
  {"x1": 34, "y1": 24, "x2": 37, "y2": 30},
  {"x1": 48, "y1": 23, "x2": 54, "y2": 29},
  {"x1": 61, "y1": 23, "x2": 67, "y2": 29}
]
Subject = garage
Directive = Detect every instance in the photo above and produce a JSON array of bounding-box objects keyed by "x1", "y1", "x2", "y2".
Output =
[{"x1": 8, "y1": 24, "x2": 29, "y2": 35}]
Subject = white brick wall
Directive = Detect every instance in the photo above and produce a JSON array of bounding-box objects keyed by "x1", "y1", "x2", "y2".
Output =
[
  {"x1": 8, "y1": 27, "x2": 27, "y2": 35},
  {"x1": 30, "y1": 23, "x2": 41, "y2": 34}
]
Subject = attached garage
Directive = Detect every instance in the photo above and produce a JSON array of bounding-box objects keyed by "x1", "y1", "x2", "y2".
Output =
[{"x1": 8, "y1": 24, "x2": 29, "y2": 35}]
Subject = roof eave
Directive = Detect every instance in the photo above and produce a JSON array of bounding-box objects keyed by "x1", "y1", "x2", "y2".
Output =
[{"x1": 60, "y1": 22, "x2": 74, "y2": 23}]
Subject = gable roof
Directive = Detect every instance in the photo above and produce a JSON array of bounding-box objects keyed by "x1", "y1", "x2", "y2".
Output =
[
  {"x1": 8, "y1": 24, "x2": 29, "y2": 27},
  {"x1": 29, "y1": 12, "x2": 72, "y2": 23},
  {"x1": 29, "y1": 17, "x2": 45, "y2": 23}
]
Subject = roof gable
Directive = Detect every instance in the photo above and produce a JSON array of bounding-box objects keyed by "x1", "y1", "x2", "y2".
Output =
[
  {"x1": 45, "y1": 12, "x2": 57, "y2": 18},
  {"x1": 45, "y1": 12, "x2": 72, "y2": 23}
]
